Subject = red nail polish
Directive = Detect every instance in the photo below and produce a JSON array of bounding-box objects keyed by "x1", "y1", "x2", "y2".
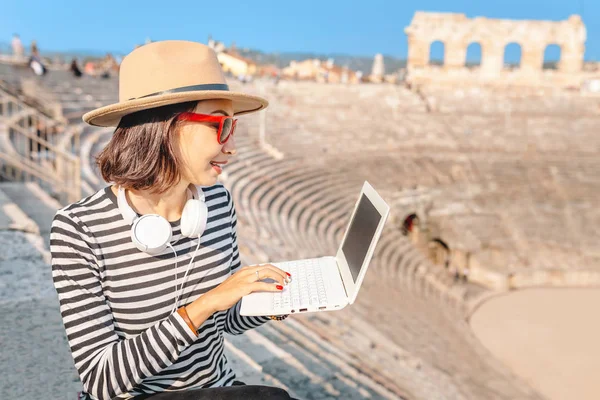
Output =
[
  {"x1": 286, "y1": 272, "x2": 291, "y2": 277},
  {"x1": 276, "y1": 285, "x2": 283, "y2": 290}
]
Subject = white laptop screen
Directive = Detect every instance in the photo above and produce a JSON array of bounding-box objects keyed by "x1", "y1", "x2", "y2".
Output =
[{"x1": 340, "y1": 194, "x2": 382, "y2": 282}]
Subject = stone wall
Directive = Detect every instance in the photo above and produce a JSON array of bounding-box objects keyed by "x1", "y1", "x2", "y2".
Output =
[{"x1": 404, "y1": 12, "x2": 595, "y2": 88}]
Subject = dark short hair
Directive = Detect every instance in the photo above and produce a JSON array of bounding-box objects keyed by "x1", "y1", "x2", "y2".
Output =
[{"x1": 96, "y1": 101, "x2": 197, "y2": 195}]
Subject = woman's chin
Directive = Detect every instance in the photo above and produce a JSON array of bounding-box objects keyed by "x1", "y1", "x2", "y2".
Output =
[{"x1": 190, "y1": 172, "x2": 219, "y2": 187}]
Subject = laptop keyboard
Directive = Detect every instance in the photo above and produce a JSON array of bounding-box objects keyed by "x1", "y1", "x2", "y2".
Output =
[{"x1": 273, "y1": 258, "x2": 328, "y2": 311}]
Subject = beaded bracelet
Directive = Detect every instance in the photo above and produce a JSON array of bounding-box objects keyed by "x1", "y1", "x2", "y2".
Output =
[{"x1": 269, "y1": 315, "x2": 289, "y2": 321}]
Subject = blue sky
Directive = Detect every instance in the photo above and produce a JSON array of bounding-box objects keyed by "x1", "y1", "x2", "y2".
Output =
[{"x1": 0, "y1": 0, "x2": 598, "y2": 61}]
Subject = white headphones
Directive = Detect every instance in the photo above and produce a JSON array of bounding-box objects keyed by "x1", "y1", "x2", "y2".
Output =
[
  {"x1": 117, "y1": 184, "x2": 208, "y2": 255},
  {"x1": 117, "y1": 184, "x2": 210, "y2": 313}
]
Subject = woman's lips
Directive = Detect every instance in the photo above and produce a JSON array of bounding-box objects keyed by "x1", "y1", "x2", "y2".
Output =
[{"x1": 209, "y1": 161, "x2": 224, "y2": 174}]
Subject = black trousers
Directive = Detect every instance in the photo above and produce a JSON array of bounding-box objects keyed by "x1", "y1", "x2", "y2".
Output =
[{"x1": 132, "y1": 381, "x2": 298, "y2": 400}]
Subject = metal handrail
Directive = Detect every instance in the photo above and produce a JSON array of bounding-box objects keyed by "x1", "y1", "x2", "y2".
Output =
[
  {"x1": 0, "y1": 84, "x2": 81, "y2": 204},
  {"x1": 7, "y1": 122, "x2": 79, "y2": 162}
]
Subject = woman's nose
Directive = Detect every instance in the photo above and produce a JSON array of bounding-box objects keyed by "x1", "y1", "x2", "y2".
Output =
[{"x1": 222, "y1": 135, "x2": 237, "y2": 155}]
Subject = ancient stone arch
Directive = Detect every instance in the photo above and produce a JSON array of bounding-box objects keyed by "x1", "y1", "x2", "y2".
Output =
[
  {"x1": 404, "y1": 12, "x2": 587, "y2": 87},
  {"x1": 503, "y1": 42, "x2": 522, "y2": 68},
  {"x1": 428, "y1": 41, "x2": 445, "y2": 65},
  {"x1": 465, "y1": 42, "x2": 482, "y2": 67},
  {"x1": 543, "y1": 43, "x2": 562, "y2": 69},
  {"x1": 401, "y1": 213, "x2": 420, "y2": 236}
]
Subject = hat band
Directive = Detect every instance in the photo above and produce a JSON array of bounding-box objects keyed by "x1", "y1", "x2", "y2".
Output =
[{"x1": 129, "y1": 83, "x2": 230, "y2": 101}]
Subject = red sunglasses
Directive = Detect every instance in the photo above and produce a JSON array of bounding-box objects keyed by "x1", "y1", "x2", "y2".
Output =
[{"x1": 177, "y1": 112, "x2": 237, "y2": 144}]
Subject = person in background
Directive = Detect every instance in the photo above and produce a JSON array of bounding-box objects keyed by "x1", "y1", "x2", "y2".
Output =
[
  {"x1": 70, "y1": 58, "x2": 83, "y2": 77},
  {"x1": 84, "y1": 60, "x2": 96, "y2": 76},
  {"x1": 11, "y1": 34, "x2": 24, "y2": 60},
  {"x1": 28, "y1": 40, "x2": 47, "y2": 76},
  {"x1": 99, "y1": 53, "x2": 117, "y2": 78},
  {"x1": 30, "y1": 40, "x2": 39, "y2": 57}
]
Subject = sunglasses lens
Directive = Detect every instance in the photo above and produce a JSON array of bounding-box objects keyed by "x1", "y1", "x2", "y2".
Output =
[{"x1": 220, "y1": 118, "x2": 233, "y2": 143}]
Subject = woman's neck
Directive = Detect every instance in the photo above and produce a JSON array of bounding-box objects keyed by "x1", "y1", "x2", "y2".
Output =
[{"x1": 115, "y1": 180, "x2": 191, "y2": 222}]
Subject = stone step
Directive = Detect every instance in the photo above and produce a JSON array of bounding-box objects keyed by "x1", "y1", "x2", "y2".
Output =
[
  {"x1": 225, "y1": 321, "x2": 404, "y2": 400},
  {"x1": 0, "y1": 296, "x2": 83, "y2": 399},
  {"x1": 0, "y1": 182, "x2": 60, "y2": 249},
  {"x1": 0, "y1": 203, "x2": 72, "y2": 399},
  {"x1": 0, "y1": 186, "x2": 34, "y2": 232}
]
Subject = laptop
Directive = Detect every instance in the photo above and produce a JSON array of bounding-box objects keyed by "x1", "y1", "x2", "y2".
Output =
[{"x1": 240, "y1": 181, "x2": 390, "y2": 316}]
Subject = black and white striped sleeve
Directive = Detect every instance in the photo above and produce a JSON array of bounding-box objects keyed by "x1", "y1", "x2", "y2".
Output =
[
  {"x1": 50, "y1": 209, "x2": 197, "y2": 400},
  {"x1": 223, "y1": 190, "x2": 271, "y2": 335}
]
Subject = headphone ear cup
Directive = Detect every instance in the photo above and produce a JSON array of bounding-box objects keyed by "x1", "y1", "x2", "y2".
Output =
[
  {"x1": 131, "y1": 215, "x2": 172, "y2": 255},
  {"x1": 181, "y1": 199, "x2": 208, "y2": 238}
]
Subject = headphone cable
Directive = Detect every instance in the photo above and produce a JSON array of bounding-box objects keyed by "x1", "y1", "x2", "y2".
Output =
[{"x1": 169, "y1": 238, "x2": 205, "y2": 314}]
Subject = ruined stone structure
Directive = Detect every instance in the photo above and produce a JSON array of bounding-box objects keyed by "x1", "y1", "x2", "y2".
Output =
[
  {"x1": 405, "y1": 12, "x2": 592, "y2": 88},
  {"x1": 370, "y1": 53, "x2": 384, "y2": 83}
]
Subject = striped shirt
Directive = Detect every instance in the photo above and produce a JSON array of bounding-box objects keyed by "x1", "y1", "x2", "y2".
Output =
[{"x1": 50, "y1": 183, "x2": 270, "y2": 400}]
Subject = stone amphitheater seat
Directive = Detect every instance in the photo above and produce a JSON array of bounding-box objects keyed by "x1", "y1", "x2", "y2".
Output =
[
  {"x1": 229, "y1": 159, "x2": 324, "y2": 253},
  {"x1": 372, "y1": 232, "x2": 404, "y2": 280},
  {"x1": 316, "y1": 190, "x2": 361, "y2": 242},
  {"x1": 222, "y1": 121, "x2": 475, "y2": 316},
  {"x1": 263, "y1": 167, "x2": 326, "y2": 251},
  {"x1": 0, "y1": 182, "x2": 62, "y2": 248},
  {"x1": 302, "y1": 184, "x2": 357, "y2": 244},
  {"x1": 279, "y1": 184, "x2": 335, "y2": 254}
]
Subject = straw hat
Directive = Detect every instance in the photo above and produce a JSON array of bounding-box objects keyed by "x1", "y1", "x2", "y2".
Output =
[{"x1": 82, "y1": 40, "x2": 268, "y2": 127}]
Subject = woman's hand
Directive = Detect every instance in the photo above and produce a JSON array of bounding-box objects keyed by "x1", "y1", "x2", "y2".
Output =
[{"x1": 200, "y1": 264, "x2": 291, "y2": 313}]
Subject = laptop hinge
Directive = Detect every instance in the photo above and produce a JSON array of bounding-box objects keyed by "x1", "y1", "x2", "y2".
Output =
[{"x1": 333, "y1": 256, "x2": 349, "y2": 298}]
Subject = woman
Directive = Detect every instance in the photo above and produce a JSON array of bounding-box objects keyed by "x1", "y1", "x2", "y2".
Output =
[{"x1": 50, "y1": 41, "x2": 294, "y2": 399}]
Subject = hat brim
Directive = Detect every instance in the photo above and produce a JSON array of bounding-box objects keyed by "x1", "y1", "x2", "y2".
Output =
[{"x1": 82, "y1": 90, "x2": 268, "y2": 127}]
